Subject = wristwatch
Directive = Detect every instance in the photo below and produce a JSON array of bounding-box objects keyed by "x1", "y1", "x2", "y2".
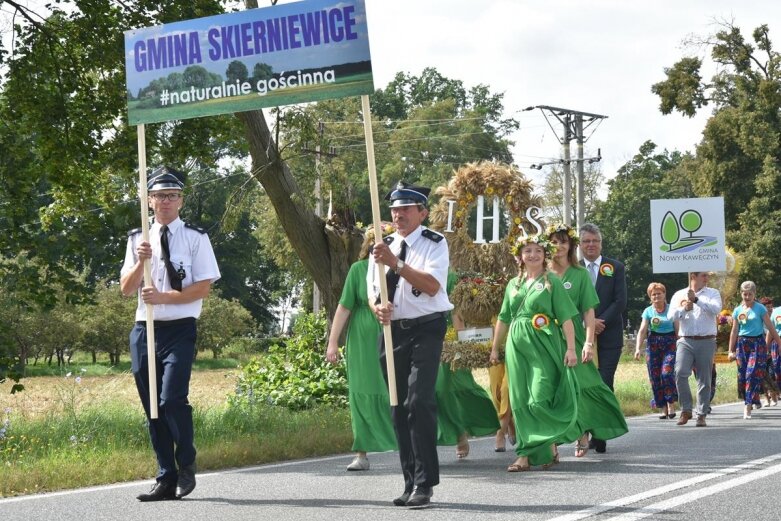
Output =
[
  {"x1": 395, "y1": 258, "x2": 405, "y2": 274},
  {"x1": 692, "y1": 296, "x2": 699, "y2": 304}
]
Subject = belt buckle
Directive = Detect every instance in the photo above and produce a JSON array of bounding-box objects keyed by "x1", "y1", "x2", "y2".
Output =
[{"x1": 399, "y1": 318, "x2": 412, "y2": 330}]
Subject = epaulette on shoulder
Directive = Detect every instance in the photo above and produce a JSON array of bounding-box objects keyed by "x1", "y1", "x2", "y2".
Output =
[
  {"x1": 185, "y1": 223, "x2": 207, "y2": 234},
  {"x1": 422, "y1": 229, "x2": 444, "y2": 243},
  {"x1": 127, "y1": 227, "x2": 142, "y2": 237},
  {"x1": 383, "y1": 236, "x2": 395, "y2": 245}
]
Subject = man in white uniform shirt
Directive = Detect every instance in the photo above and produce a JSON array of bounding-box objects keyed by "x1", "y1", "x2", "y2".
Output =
[
  {"x1": 668, "y1": 272, "x2": 721, "y2": 427},
  {"x1": 121, "y1": 166, "x2": 220, "y2": 501},
  {"x1": 369, "y1": 181, "x2": 452, "y2": 509}
]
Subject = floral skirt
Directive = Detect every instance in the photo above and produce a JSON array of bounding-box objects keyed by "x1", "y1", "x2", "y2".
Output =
[
  {"x1": 646, "y1": 333, "x2": 677, "y2": 408},
  {"x1": 736, "y1": 335, "x2": 767, "y2": 405}
]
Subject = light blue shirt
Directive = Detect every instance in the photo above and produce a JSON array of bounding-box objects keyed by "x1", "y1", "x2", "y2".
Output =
[
  {"x1": 642, "y1": 305, "x2": 675, "y2": 334},
  {"x1": 733, "y1": 302, "x2": 766, "y2": 337},
  {"x1": 772, "y1": 307, "x2": 781, "y2": 334}
]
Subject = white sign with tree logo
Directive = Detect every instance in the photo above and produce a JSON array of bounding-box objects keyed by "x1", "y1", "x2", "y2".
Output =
[{"x1": 650, "y1": 197, "x2": 726, "y2": 273}]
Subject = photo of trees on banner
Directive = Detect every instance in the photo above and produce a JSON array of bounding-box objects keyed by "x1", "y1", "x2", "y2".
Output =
[{"x1": 124, "y1": 0, "x2": 373, "y2": 125}]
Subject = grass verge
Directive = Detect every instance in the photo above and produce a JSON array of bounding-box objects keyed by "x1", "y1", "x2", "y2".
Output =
[{"x1": 0, "y1": 401, "x2": 352, "y2": 497}]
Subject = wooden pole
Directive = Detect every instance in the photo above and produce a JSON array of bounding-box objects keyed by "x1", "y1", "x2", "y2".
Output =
[
  {"x1": 136, "y1": 124, "x2": 159, "y2": 419},
  {"x1": 361, "y1": 95, "x2": 397, "y2": 406}
]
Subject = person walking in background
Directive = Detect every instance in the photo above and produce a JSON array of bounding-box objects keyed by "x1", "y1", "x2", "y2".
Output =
[
  {"x1": 634, "y1": 283, "x2": 678, "y2": 419},
  {"x1": 728, "y1": 282, "x2": 781, "y2": 419},
  {"x1": 668, "y1": 272, "x2": 721, "y2": 427},
  {"x1": 326, "y1": 224, "x2": 397, "y2": 472},
  {"x1": 578, "y1": 223, "x2": 626, "y2": 453},
  {"x1": 547, "y1": 224, "x2": 627, "y2": 458},
  {"x1": 434, "y1": 272, "x2": 500, "y2": 459},
  {"x1": 369, "y1": 181, "x2": 452, "y2": 509},
  {"x1": 759, "y1": 297, "x2": 780, "y2": 407},
  {"x1": 487, "y1": 359, "x2": 515, "y2": 452},
  {"x1": 489, "y1": 234, "x2": 580, "y2": 472},
  {"x1": 767, "y1": 299, "x2": 781, "y2": 403},
  {"x1": 120, "y1": 166, "x2": 221, "y2": 501}
]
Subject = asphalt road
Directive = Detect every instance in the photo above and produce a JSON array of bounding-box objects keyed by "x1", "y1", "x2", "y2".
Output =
[{"x1": 3, "y1": 401, "x2": 780, "y2": 521}]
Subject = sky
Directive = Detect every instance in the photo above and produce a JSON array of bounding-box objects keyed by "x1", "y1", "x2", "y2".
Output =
[{"x1": 353, "y1": 0, "x2": 781, "y2": 186}]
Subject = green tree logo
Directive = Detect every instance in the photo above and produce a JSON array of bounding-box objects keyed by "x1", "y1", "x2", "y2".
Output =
[{"x1": 659, "y1": 208, "x2": 714, "y2": 252}]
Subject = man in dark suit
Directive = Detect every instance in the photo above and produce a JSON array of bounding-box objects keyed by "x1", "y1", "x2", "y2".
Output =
[{"x1": 579, "y1": 222, "x2": 627, "y2": 453}]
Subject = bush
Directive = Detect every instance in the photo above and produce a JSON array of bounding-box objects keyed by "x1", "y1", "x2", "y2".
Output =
[
  {"x1": 229, "y1": 313, "x2": 347, "y2": 411},
  {"x1": 221, "y1": 337, "x2": 265, "y2": 360}
]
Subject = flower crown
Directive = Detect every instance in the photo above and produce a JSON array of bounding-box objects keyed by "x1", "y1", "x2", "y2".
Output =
[
  {"x1": 363, "y1": 221, "x2": 396, "y2": 241},
  {"x1": 545, "y1": 223, "x2": 579, "y2": 246},
  {"x1": 510, "y1": 233, "x2": 556, "y2": 257}
]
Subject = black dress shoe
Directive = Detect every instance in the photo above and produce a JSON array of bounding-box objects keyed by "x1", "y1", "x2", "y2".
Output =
[
  {"x1": 406, "y1": 486, "x2": 433, "y2": 508},
  {"x1": 137, "y1": 481, "x2": 178, "y2": 502},
  {"x1": 176, "y1": 463, "x2": 197, "y2": 498},
  {"x1": 393, "y1": 490, "x2": 412, "y2": 506},
  {"x1": 594, "y1": 439, "x2": 607, "y2": 453},
  {"x1": 588, "y1": 439, "x2": 596, "y2": 450}
]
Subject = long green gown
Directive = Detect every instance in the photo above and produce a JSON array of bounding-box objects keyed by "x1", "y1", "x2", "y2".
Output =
[
  {"x1": 340, "y1": 260, "x2": 397, "y2": 452},
  {"x1": 498, "y1": 272, "x2": 580, "y2": 466},
  {"x1": 436, "y1": 272, "x2": 500, "y2": 445},
  {"x1": 561, "y1": 265, "x2": 628, "y2": 441}
]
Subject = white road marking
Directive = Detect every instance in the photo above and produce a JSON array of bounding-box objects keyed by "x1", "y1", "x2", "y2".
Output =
[
  {"x1": 604, "y1": 461, "x2": 781, "y2": 520},
  {"x1": 548, "y1": 452, "x2": 781, "y2": 521}
]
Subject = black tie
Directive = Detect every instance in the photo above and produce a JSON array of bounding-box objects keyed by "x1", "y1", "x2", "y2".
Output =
[
  {"x1": 160, "y1": 225, "x2": 182, "y2": 291},
  {"x1": 386, "y1": 240, "x2": 407, "y2": 304}
]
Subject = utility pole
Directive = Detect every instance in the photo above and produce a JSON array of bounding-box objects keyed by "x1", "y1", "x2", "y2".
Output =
[
  {"x1": 302, "y1": 122, "x2": 336, "y2": 314},
  {"x1": 526, "y1": 106, "x2": 607, "y2": 230}
]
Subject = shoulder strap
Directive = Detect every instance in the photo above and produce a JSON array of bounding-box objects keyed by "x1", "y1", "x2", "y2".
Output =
[
  {"x1": 184, "y1": 222, "x2": 207, "y2": 234},
  {"x1": 421, "y1": 228, "x2": 444, "y2": 243}
]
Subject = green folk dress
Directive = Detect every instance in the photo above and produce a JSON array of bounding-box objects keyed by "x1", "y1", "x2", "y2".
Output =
[
  {"x1": 498, "y1": 272, "x2": 580, "y2": 466},
  {"x1": 340, "y1": 260, "x2": 397, "y2": 452},
  {"x1": 436, "y1": 270, "x2": 500, "y2": 444},
  {"x1": 561, "y1": 265, "x2": 628, "y2": 441},
  {"x1": 435, "y1": 362, "x2": 500, "y2": 444}
]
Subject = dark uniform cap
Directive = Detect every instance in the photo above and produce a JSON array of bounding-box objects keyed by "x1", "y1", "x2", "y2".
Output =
[
  {"x1": 147, "y1": 166, "x2": 185, "y2": 192},
  {"x1": 385, "y1": 180, "x2": 430, "y2": 208}
]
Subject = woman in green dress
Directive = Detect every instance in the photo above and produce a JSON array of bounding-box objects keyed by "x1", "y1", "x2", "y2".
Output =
[
  {"x1": 489, "y1": 234, "x2": 581, "y2": 471},
  {"x1": 435, "y1": 271, "x2": 500, "y2": 458},
  {"x1": 546, "y1": 224, "x2": 628, "y2": 457},
  {"x1": 326, "y1": 227, "x2": 397, "y2": 471}
]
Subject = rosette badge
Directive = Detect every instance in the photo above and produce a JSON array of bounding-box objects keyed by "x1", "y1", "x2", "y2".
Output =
[
  {"x1": 531, "y1": 314, "x2": 550, "y2": 330},
  {"x1": 599, "y1": 263, "x2": 614, "y2": 277},
  {"x1": 738, "y1": 313, "x2": 748, "y2": 325}
]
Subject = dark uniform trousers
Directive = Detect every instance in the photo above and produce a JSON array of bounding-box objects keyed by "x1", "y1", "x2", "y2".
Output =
[
  {"x1": 380, "y1": 315, "x2": 446, "y2": 491},
  {"x1": 130, "y1": 318, "x2": 197, "y2": 484},
  {"x1": 596, "y1": 346, "x2": 622, "y2": 391}
]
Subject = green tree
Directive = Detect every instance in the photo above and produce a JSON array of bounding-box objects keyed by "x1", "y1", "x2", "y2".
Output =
[
  {"x1": 538, "y1": 158, "x2": 605, "y2": 223},
  {"x1": 594, "y1": 141, "x2": 691, "y2": 328},
  {"x1": 77, "y1": 282, "x2": 136, "y2": 365},
  {"x1": 198, "y1": 293, "x2": 256, "y2": 358},
  {"x1": 225, "y1": 60, "x2": 249, "y2": 83},
  {"x1": 251, "y1": 62, "x2": 273, "y2": 85}
]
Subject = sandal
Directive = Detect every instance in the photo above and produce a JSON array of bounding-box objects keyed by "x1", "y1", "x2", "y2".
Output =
[
  {"x1": 456, "y1": 434, "x2": 470, "y2": 459},
  {"x1": 507, "y1": 457, "x2": 530, "y2": 472},
  {"x1": 575, "y1": 434, "x2": 589, "y2": 458}
]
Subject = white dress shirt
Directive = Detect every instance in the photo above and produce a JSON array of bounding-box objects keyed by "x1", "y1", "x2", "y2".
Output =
[
  {"x1": 667, "y1": 286, "x2": 722, "y2": 336},
  {"x1": 122, "y1": 217, "x2": 221, "y2": 321},
  {"x1": 367, "y1": 225, "x2": 453, "y2": 320}
]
